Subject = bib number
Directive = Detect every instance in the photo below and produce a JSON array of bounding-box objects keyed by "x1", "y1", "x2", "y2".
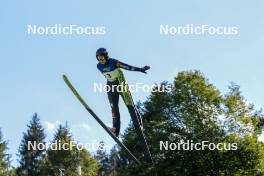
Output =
[{"x1": 104, "y1": 73, "x2": 112, "y2": 79}]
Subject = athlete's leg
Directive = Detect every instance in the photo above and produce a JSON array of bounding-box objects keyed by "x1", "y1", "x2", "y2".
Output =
[{"x1": 107, "y1": 81, "x2": 121, "y2": 137}]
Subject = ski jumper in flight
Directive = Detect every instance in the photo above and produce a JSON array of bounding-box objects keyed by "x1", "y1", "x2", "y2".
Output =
[{"x1": 96, "y1": 48, "x2": 150, "y2": 137}]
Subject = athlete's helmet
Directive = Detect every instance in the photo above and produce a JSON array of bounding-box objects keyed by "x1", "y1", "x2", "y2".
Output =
[{"x1": 96, "y1": 48, "x2": 108, "y2": 59}]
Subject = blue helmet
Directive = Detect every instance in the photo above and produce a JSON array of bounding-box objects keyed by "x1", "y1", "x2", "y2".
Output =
[{"x1": 96, "y1": 48, "x2": 108, "y2": 58}]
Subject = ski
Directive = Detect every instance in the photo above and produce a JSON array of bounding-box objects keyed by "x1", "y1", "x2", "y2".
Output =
[
  {"x1": 62, "y1": 74, "x2": 141, "y2": 165},
  {"x1": 126, "y1": 92, "x2": 154, "y2": 164},
  {"x1": 117, "y1": 70, "x2": 153, "y2": 164}
]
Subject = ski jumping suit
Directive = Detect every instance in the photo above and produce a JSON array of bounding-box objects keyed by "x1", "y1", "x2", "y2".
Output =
[{"x1": 97, "y1": 58, "x2": 142, "y2": 136}]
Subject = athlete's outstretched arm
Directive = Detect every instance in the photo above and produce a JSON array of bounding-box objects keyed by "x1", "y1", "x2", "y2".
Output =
[{"x1": 116, "y1": 60, "x2": 150, "y2": 74}]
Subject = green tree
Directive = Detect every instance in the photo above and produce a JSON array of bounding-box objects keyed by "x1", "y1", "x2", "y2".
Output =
[
  {"x1": 115, "y1": 70, "x2": 264, "y2": 176},
  {"x1": 79, "y1": 149, "x2": 99, "y2": 176},
  {"x1": 46, "y1": 124, "x2": 77, "y2": 175},
  {"x1": 94, "y1": 141, "x2": 112, "y2": 176},
  {"x1": 46, "y1": 123, "x2": 99, "y2": 176},
  {"x1": 0, "y1": 128, "x2": 10, "y2": 176},
  {"x1": 17, "y1": 113, "x2": 46, "y2": 176}
]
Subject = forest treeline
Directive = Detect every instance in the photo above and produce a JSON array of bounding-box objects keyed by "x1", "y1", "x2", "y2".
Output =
[{"x1": 1, "y1": 70, "x2": 264, "y2": 176}]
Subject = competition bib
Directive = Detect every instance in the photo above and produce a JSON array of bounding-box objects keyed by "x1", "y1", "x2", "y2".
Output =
[{"x1": 103, "y1": 68, "x2": 121, "y2": 82}]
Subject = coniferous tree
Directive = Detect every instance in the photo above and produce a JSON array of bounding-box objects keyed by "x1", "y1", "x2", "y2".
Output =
[
  {"x1": 46, "y1": 123, "x2": 99, "y2": 176},
  {"x1": 94, "y1": 141, "x2": 112, "y2": 176},
  {"x1": 46, "y1": 124, "x2": 77, "y2": 175},
  {"x1": 0, "y1": 128, "x2": 10, "y2": 176},
  {"x1": 17, "y1": 113, "x2": 46, "y2": 176}
]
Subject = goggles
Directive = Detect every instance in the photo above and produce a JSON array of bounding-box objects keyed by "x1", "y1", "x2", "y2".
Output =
[{"x1": 97, "y1": 55, "x2": 105, "y2": 61}]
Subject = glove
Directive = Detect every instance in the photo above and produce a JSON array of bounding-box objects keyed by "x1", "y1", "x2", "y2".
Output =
[{"x1": 140, "y1": 65, "x2": 150, "y2": 73}]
